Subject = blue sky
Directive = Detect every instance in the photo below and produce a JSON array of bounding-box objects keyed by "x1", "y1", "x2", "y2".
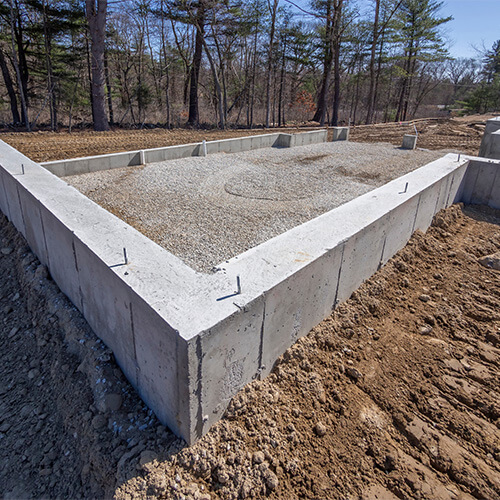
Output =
[
  {"x1": 289, "y1": 0, "x2": 499, "y2": 59},
  {"x1": 442, "y1": 0, "x2": 499, "y2": 58}
]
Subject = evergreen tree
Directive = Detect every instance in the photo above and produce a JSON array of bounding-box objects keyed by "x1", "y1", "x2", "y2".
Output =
[{"x1": 393, "y1": 0, "x2": 451, "y2": 121}]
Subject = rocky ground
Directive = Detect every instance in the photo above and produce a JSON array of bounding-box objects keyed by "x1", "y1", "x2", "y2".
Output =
[
  {"x1": 0, "y1": 114, "x2": 493, "y2": 162},
  {"x1": 0, "y1": 203, "x2": 499, "y2": 499}
]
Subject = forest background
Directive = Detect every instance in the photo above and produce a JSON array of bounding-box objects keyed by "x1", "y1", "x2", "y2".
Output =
[{"x1": 0, "y1": 0, "x2": 499, "y2": 132}]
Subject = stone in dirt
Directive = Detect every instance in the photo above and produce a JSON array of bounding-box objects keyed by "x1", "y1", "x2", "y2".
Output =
[
  {"x1": 478, "y1": 252, "x2": 500, "y2": 271},
  {"x1": 252, "y1": 451, "x2": 265, "y2": 464},
  {"x1": 314, "y1": 421, "x2": 327, "y2": 437},
  {"x1": 102, "y1": 393, "x2": 122, "y2": 412}
]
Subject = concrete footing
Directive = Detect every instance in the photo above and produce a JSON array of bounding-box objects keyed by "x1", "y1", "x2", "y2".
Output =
[
  {"x1": 332, "y1": 127, "x2": 349, "y2": 141},
  {"x1": 1, "y1": 132, "x2": 499, "y2": 444},
  {"x1": 402, "y1": 134, "x2": 417, "y2": 150},
  {"x1": 479, "y1": 117, "x2": 500, "y2": 159}
]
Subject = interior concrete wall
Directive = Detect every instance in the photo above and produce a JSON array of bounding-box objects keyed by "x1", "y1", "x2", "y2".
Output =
[
  {"x1": 41, "y1": 130, "x2": 328, "y2": 177},
  {"x1": 1, "y1": 136, "x2": 498, "y2": 444}
]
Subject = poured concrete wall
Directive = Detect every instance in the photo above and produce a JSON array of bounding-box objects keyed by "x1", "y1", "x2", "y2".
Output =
[
  {"x1": 1, "y1": 136, "x2": 499, "y2": 444},
  {"x1": 41, "y1": 130, "x2": 328, "y2": 177},
  {"x1": 332, "y1": 127, "x2": 349, "y2": 141},
  {"x1": 479, "y1": 117, "x2": 500, "y2": 159}
]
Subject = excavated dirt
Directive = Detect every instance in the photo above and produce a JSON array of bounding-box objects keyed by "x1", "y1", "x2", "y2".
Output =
[
  {"x1": 0, "y1": 128, "x2": 298, "y2": 163},
  {"x1": 0, "y1": 114, "x2": 494, "y2": 162},
  {"x1": 1, "y1": 203, "x2": 499, "y2": 499},
  {"x1": 349, "y1": 115, "x2": 495, "y2": 155}
]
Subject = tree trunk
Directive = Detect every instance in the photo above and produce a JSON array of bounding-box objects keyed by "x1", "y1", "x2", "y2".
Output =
[
  {"x1": 365, "y1": 0, "x2": 380, "y2": 124},
  {"x1": 13, "y1": 2, "x2": 30, "y2": 121},
  {"x1": 85, "y1": 31, "x2": 94, "y2": 123},
  {"x1": 313, "y1": 0, "x2": 334, "y2": 125},
  {"x1": 104, "y1": 49, "x2": 114, "y2": 126},
  {"x1": 0, "y1": 45, "x2": 20, "y2": 124},
  {"x1": 331, "y1": 0, "x2": 343, "y2": 126},
  {"x1": 278, "y1": 36, "x2": 286, "y2": 127},
  {"x1": 200, "y1": 35, "x2": 224, "y2": 129},
  {"x1": 42, "y1": 0, "x2": 57, "y2": 130},
  {"x1": 187, "y1": 6, "x2": 205, "y2": 126},
  {"x1": 8, "y1": 0, "x2": 29, "y2": 130},
  {"x1": 265, "y1": 0, "x2": 279, "y2": 128},
  {"x1": 86, "y1": 0, "x2": 109, "y2": 131}
]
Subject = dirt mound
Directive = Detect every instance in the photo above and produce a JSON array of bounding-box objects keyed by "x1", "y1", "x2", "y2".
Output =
[{"x1": 1, "y1": 203, "x2": 499, "y2": 499}]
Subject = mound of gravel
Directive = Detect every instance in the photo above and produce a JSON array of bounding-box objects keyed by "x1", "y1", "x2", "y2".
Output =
[{"x1": 65, "y1": 141, "x2": 446, "y2": 273}]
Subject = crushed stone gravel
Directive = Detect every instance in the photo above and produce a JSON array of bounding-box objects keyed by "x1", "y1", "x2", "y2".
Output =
[{"x1": 64, "y1": 141, "x2": 446, "y2": 273}]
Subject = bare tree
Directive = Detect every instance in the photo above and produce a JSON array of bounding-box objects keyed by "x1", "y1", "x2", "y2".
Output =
[
  {"x1": 86, "y1": 0, "x2": 109, "y2": 130},
  {"x1": 0, "y1": 44, "x2": 20, "y2": 124}
]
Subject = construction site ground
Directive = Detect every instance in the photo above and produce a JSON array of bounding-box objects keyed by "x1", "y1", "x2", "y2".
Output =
[
  {"x1": 0, "y1": 115, "x2": 499, "y2": 499},
  {"x1": 0, "y1": 114, "x2": 494, "y2": 162}
]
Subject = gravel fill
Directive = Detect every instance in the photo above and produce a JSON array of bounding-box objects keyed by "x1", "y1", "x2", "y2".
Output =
[{"x1": 64, "y1": 141, "x2": 446, "y2": 273}]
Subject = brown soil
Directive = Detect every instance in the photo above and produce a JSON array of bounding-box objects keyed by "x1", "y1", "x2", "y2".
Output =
[
  {"x1": 0, "y1": 114, "x2": 494, "y2": 162},
  {"x1": 349, "y1": 115, "x2": 496, "y2": 155},
  {"x1": 0, "y1": 128, "x2": 300, "y2": 163},
  {"x1": 1, "y1": 203, "x2": 499, "y2": 499}
]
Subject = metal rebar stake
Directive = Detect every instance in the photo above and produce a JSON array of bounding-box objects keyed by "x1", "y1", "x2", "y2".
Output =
[{"x1": 123, "y1": 247, "x2": 128, "y2": 265}]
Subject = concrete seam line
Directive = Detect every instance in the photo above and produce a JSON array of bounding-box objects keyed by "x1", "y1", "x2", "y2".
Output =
[
  {"x1": 489, "y1": 167, "x2": 499, "y2": 207},
  {"x1": 469, "y1": 164, "x2": 480, "y2": 204},
  {"x1": 71, "y1": 239, "x2": 85, "y2": 313},
  {"x1": 0, "y1": 170, "x2": 12, "y2": 221},
  {"x1": 378, "y1": 234, "x2": 388, "y2": 270},
  {"x1": 411, "y1": 193, "x2": 422, "y2": 234},
  {"x1": 129, "y1": 301, "x2": 139, "y2": 385},
  {"x1": 446, "y1": 172, "x2": 457, "y2": 207},
  {"x1": 483, "y1": 163, "x2": 496, "y2": 204},
  {"x1": 333, "y1": 242, "x2": 346, "y2": 310},
  {"x1": 38, "y1": 205, "x2": 51, "y2": 270},
  {"x1": 257, "y1": 298, "x2": 266, "y2": 374},
  {"x1": 433, "y1": 179, "x2": 443, "y2": 216},
  {"x1": 15, "y1": 183, "x2": 27, "y2": 236},
  {"x1": 195, "y1": 335, "x2": 203, "y2": 441}
]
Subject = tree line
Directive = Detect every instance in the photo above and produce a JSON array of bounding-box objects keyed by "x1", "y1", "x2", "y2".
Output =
[{"x1": 0, "y1": 0, "x2": 498, "y2": 132}]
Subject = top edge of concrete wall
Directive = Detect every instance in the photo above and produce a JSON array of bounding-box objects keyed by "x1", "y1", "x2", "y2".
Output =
[{"x1": 41, "y1": 130, "x2": 328, "y2": 177}]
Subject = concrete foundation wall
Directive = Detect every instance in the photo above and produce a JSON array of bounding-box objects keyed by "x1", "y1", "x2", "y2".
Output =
[
  {"x1": 41, "y1": 130, "x2": 328, "y2": 177},
  {"x1": 402, "y1": 134, "x2": 417, "y2": 150},
  {"x1": 479, "y1": 117, "x2": 500, "y2": 159},
  {"x1": 0, "y1": 141, "x2": 198, "y2": 439},
  {"x1": 1, "y1": 135, "x2": 499, "y2": 445},
  {"x1": 332, "y1": 127, "x2": 349, "y2": 141},
  {"x1": 194, "y1": 155, "x2": 477, "y2": 437},
  {"x1": 461, "y1": 158, "x2": 500, "y2": 209}
]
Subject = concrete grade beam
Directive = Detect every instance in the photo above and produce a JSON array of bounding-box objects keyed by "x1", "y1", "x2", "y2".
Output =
[{"x1": 1, "y1": 134, "x2": 499, "y2": 444}]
